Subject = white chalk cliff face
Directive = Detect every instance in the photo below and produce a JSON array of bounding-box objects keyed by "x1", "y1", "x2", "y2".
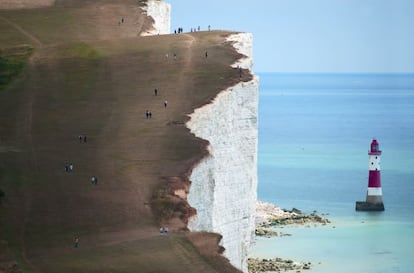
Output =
[
  {"x1": 141, "y1": 0, "x2": 171, "y2": 35},
  {"x1": 136, "y1": 2, "x2": 258, "y2": 271},
  {"x1": 186, "y1": 33, "x2": 259, "y2": 273}
]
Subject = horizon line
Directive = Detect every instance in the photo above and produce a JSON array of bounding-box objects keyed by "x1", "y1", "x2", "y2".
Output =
[{"x1": 255, "y1": 72, "x2": 414, "y2": 76}]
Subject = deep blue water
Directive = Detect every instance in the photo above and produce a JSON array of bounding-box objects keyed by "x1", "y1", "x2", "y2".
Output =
[{"x1": 253, "y1": 73, "x2": 414, "y2": 273}]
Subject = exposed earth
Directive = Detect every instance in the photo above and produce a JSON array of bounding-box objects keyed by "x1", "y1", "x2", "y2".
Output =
[{"x1": 0, "y1": 1, "x2": 250, "y2": 272}]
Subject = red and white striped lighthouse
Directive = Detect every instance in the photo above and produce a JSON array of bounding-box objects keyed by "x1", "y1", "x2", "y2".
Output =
[{"x1": 356, "y1": 138, "x2": 385, "y2": 211}]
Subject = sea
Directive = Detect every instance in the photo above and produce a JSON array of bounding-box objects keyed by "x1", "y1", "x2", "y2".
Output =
[{"x1": 251, "y1": 73, "x2": 414, "y2": 273}]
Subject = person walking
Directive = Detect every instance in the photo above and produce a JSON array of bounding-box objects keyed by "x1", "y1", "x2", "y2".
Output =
[
  {"x1": 164, "y1": 100, "x2": 168, "y2": 108},
  {"x1": 91, "y1": 176, "x2": 98, "y2": 185},
  {"x1": 154, "y1": 88, "x2": 158, "y2": 96},
  {"x1": 74, "y1": 237, "x2": 79, "y2": 248}
]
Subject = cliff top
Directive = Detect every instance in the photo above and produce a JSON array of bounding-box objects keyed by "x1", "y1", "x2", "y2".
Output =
[{"x1": 0, "y1": 2, "x2": 250, "y2": 273}]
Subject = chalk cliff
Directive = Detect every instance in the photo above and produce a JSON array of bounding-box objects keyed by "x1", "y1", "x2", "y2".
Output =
[
  {"x1": 186, "y1": 33, "x2": 259, "y2": 273},
  {"x1": 143, "y1": 3, "x2": 259, "y2": 271},
  {"x1": 141, "y1": 0, "x2": 171, "y2": 35}
]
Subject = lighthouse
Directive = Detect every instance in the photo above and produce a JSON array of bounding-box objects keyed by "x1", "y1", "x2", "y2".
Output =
[{"x1": 356, "y1": 139, "x2": 385, "y2": 211}]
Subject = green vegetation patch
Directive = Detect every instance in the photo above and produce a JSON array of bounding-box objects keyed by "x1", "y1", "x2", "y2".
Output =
[
  {"x1": 0, "y1": 44, "x2": 33, "y2": 90},
  {"x1": 64, "y1": 42, "x2": 101, "y2": 59}
]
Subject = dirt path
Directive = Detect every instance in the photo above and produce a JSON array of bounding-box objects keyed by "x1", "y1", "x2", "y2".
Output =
[
  {"x1": 0, "y1": 15, "x2": 42, "y2": 47},
  {"x1": 2, "y1": 18, "x2": 44, "y2": 270},
  {"x1": 16, "y1": 49, "x2": 41, "y2": 273},
  {"x1": 0, "y1": 14, "x2": 40, "y2": 271}
]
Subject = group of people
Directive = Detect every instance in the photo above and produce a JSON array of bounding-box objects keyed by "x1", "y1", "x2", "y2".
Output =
[
  {"x1": 65, "y1": 163, "x2": 74, "y2": 173},
  {"x1": 174, "y1": 27, "x2": 184, "y2": 34},
  {"x1": 145, "y1": 110, "x2": 153, "y2": 119},
  {"x1": 159, "y1": 226, "x2": 169, "y2": 235},
  {"x1": 164, "y1": 53, "x2": 177, "y2": 60},
  {"x1": 145, "y1": 88, "x2": 169, "y2": 119},
  {"x1": 190, "y1": 26, "x2": 201, "y2": 32},
  {"x1": 67, "y1": 137, "x2": 99, "y2": 186},
  {"x1": 78, "y1": 134, "x2": 87, "y2": 143},
  {"x1": 173, "y1": 25, "x2": 211, "y2": 34},
  {"x1": 118, "y1": 17, "x2": 125, "y2": 25},
  {"x1": 71, "y1": 134, "x2": 99, "y2": 248}
]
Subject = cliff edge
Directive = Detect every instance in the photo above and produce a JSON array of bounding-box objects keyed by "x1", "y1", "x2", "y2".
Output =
[
  {"x1": 0, "y1": 1, "x2": 258, "y2": 273},
  {"x1": 186, "y1": 33, "x2": 259, "y2": 272}
]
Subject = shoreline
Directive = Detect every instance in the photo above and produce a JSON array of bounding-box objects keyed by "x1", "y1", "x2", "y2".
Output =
[
  {"x1": 255, "y1": 200, "x2": 331, "y2": 239},
  {"x1": 250, "y1": 201, "x2": 331, "y2": 272},
  {"x1": 256, "y1": 201, "x2": 331, "y2": 229}
]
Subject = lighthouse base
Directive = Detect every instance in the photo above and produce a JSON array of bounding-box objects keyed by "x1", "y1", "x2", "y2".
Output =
[{"x1": 355, "y1": 201, "x2": 384, "y2": 211}]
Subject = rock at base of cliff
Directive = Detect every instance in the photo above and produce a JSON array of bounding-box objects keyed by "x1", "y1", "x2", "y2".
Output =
[{"x1": 248, "y1": 257, "x2": 312, "y2": 273}]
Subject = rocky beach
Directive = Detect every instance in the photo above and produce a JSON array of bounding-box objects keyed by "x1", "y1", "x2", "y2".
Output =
[
  {"x1": 256, "y1": 201, "x2": 330, "y2": 233},
  {"x1": 250, "y1": 202, "x2": 331, "y2": 272},
  {"x1": 248, "y1": 257, "x2": 312, "y2": 273}
]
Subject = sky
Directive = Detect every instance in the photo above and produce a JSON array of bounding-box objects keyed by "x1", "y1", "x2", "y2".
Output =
[{"x1": 167, "y1": 0, "x2": 414, "y2": 73}]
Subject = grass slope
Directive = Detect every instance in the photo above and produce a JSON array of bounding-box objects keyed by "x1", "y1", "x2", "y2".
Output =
[
  {"x1": 0, "y1": 45, "x2": 33, "y2": 90},
  {"x1": 0, "y1": 2, "x2": 249, "y2": 273}
]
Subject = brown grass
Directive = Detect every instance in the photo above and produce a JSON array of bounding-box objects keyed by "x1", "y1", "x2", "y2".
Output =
[{"x1": 0, "y1": 3, "x2": 249, "y2": 273}]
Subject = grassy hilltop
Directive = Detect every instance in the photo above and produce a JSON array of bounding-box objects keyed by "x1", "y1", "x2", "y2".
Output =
[{"x1": 0, "y1": 1, "x2": 250, "y2": 272}]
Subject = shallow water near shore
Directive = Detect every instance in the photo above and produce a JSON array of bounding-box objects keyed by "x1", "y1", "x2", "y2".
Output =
[
  {"x1": 252, "y1": 213, "x2": 414, "y2": 273},
  {"x1": 252, "y1": 73, "x2": 414, "y2": 273}
]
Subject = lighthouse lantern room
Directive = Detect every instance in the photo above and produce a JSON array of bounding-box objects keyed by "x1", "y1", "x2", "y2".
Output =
[{"x1": 356, "y1": 138, "x2": 385, "y2": 211}]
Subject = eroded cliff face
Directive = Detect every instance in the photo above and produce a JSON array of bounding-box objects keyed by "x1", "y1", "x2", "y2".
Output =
[
  {"x1": 186, "y1": 33, "x2": 259, "y2": 273},
  {"x1": 124, "y1": 2, "x2": 259, "y2": 270},
  {"x1": 141, "y1": 0, "x2": 171, "y2": 36}
]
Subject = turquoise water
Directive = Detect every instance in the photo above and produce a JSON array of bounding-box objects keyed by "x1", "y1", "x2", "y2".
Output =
[{"x1": 252, "y1": 73, "x2": 414, "y2": 273}]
